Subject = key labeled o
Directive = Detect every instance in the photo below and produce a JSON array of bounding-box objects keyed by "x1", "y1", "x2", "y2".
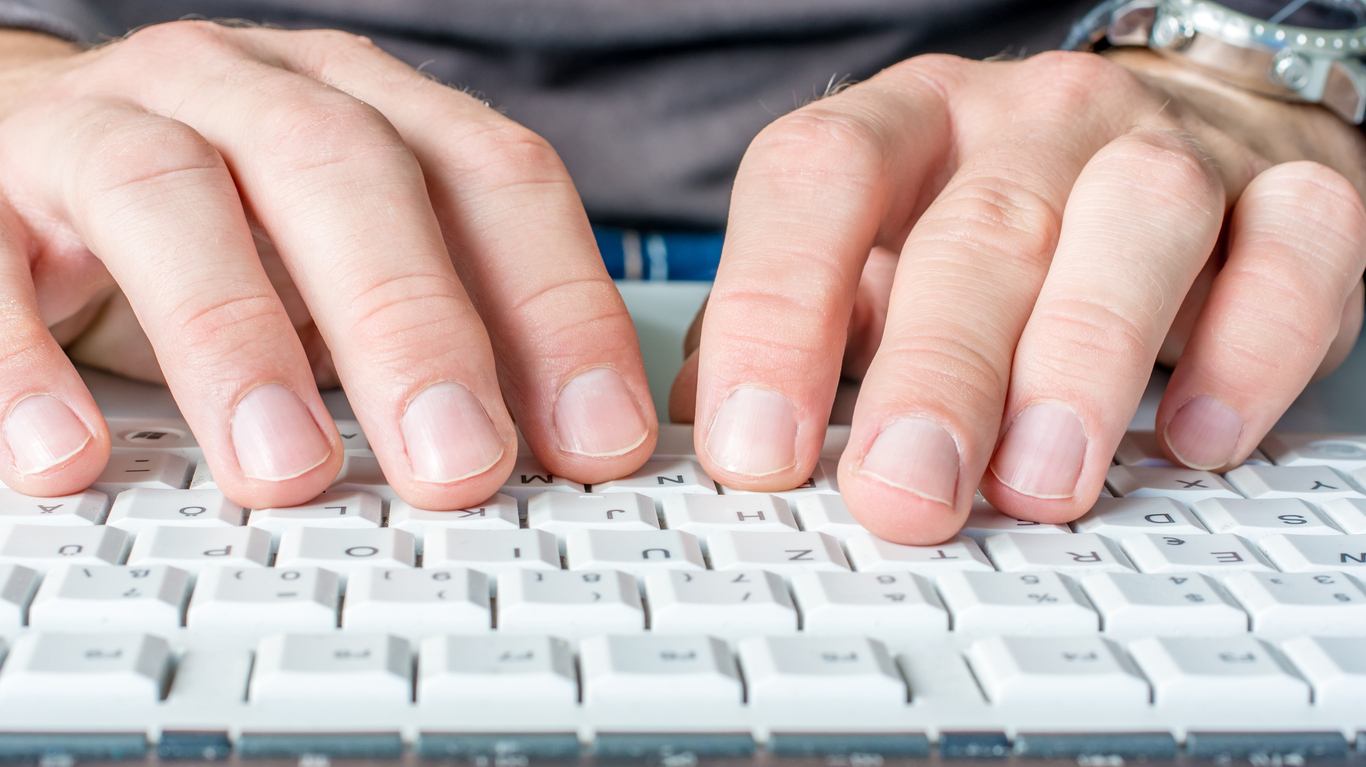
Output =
[{"x1": 345, "y1": 546, "x2": 379, "y2": 557}]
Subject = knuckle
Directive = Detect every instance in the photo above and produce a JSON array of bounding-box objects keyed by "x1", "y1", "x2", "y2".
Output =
[
  {"x1": 921, "y1": 177, "x2": 1061, "y2": 267},
  {"x1": 117, "y1": 20, "x2": 233, "y2": 61},
  {"x1": 76, "y1": 116, "x2": 222, "y2": 200},
  {"x1": 749, "y1": 108, "x2": 888, "y2": 183},
  {"x1": 438, "y1": 118, "x2": 568, "y2": 190},
  {"x1": 260, "y1": 96, "x2": 408, "y2": 174},
  {"x1": 1261, "y1": 161, "x2": 1366, "y2": 239},
  {"x1": 1107, "y1": 130, "x2": 1220, "y2": 202},
  {"x1": 1026, "y1": 50, "x2": 1139, "y2": 115}
]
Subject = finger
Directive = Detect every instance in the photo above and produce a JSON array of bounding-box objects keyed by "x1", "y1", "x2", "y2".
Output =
[
  {"x1": 1157, "y1": 161, "x2": 1366, "y2": 470},
  {"x1": 0, "y1": 198, "x2": 110, "y2": 494},
  {"x1": 260, "y1": 27, "x2": 659, "y2": 482},
  {"x1": 977, "y1": 130, "x2": 1225, "y2": 523}
]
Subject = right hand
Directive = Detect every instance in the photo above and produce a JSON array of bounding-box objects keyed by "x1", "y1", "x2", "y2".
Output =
[{"x1": 0, "y1": 23, "x2": 658, "y2": 508}]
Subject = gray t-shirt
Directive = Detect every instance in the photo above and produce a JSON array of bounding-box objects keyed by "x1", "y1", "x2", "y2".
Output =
[{"x1": 2, "y1": 0, "x2": 1095, "y2": 228}]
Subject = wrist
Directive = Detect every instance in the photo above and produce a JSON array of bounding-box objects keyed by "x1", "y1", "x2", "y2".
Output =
[{"x1": 0, "y1": 30, "x2": 81, "y2": 117}]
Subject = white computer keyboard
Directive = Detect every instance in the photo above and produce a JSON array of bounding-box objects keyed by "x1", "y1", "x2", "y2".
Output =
[{"x1": 0, "y1": 421, "x2": 1361, "y2": 763}]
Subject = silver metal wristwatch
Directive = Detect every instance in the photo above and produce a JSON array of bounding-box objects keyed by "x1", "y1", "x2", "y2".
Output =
[{"x1": 1067, "y1": 0, "x2": 1366, "y2": 124}]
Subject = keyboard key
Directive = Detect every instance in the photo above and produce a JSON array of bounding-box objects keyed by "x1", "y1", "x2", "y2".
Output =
[
  {"x1": 126, "y1": 525, "x2": 270, "y2": 574},
  {"x1": 105, "y1": 489, "x2": 244, "y2": 536},
  {"x1": 1113, "y1": 431, "x2": 1177, "y2": 467},
  {"x1": 982, "y1": 533, "x2": 1136, "y2": 574},
  {"x1": 565, "y1": 529, "x2": 705, "y2": 582},
  {"x1": 1079, "y1": 573, "x2": 1247, "y2": 635},
  {"x1": 90, "y1": 453, "x2": 192, "y2": 495},
  {"x1": 188, "y1": 460, "x2": 216, "y2": 490},
  {"x1": 593, "y1": 460, "x2": 718, "y2": 505},
  {"x1": 1106, "y1": 466, "x2": 1241, "y2": 503},
  {"x1": 530, "y1": 492, "x2": 659, "y2": 552},
  {"x1": 28, "y1": 565, "x2": 189, "y2": 632},
  {"x1": 417, "y1": 635, "x2": 577, "y2": 706},
  {"x1": 738, "y1": 636, "x2": 905, "y2": 709},
  {"x1": 0, "y1": 564, "x2": 38, "y2": 630},
  {"x1": 579, "y1": 634, "x2": 743, "y2": 706},
  {"x1": 247, "y1": 492, "x2": 382, "y2": 546},
  {"x1": 1261, "y1": 432, "x2": 1366, "y2": 471},
  {"x1": 720, "y1": 460, "x2": 839, "y2": 502},
  {"x1": 109, "y1": 420, "x2": 199, "y2": 458},
  {"x1": 498, "y1": 458, "x2": 585, "y2": 508},
  {"x1": 1278, "y1": 636, "x2": 1366, "y2": 709},
  {"x1": 966, "y1": 636, "x2": 1150, "y2": 706},
  {"x1": 844, "y1": 534, "x2": 994, "y2": 578},
  {"x1": 388, "y1": 494, "x2": 519, "y2": 555},
  {"x1": 644, "y1": 569, "x2": 797, "y2": 639},
  {"x1": 333, "y1": 420, "x2": 370, "y2": 452},
  {"x1": 497, "y1": 569, "x2": 644, "y2": 636},
  {"x1": 1120, "y1": 533, "x2": 1275, "y2": 574},
  {"x1": 1071, "y1": 497, "x2": 1209, "y2": 540},
  {"x1": 0, "y1": 633, "x2": 170, "y2": 704},
  {"x1": 1190, "y1": 498, "x2": 1341, "y2": 541},
  {"x1": 1127, "y1": 636, "x2": 1309, "y2": 706},
  {"x1": 274, "y1": 528, "x2": 416, "y2": 586},
  {"x1": 707, "y1": 531, "x2": 849, "y2": 582},
  {"x1": 0, "y1": 525, "x2": 128, "y2": 573},
  {"x1": 1320, "y1": 498, "x2": 1366, "y2": 534},
  {"x1": 791, "y1": 571, "x2": 948, "y2": 635},
  {"x1": 937, "y1": 571, "x2": 1098, "y2": 634},
  {"x1": 249, "y1": 633, "x2": 412, "y2": 705},
  {"x1": 423, "y1": 529, "x2": 559, "y2": 596},
  {"x1": 1224, "y1": 464, "x2": 1363, "y2": 502},
  {"x1": 660, "y1": 494, "x2": 796, "y2": 542},
  {"x1": 960, "y1": 499, "x2": 1069, "y2": 543},
  {"x1": 1221, "y1": 572, "x2": 1366, "y2": 635},
  {"x1": 187, "y1": 566, "x2": 339, "y2": 632},
  {"x1": 1258, "y1": 533, "x2": 1366, "y2": 572},
  {"x1": 342, "y1": 567, "x2": 489, "y2": 636},
  {"x1": 0, "y1": 489, "x2": 108, "y2": 526},
  {"x1": 328, "y1": 454, "x2": 395, "y2": 501},
  {"x1": 793, "y1": 495, "x2": 867, "y2": 541}
]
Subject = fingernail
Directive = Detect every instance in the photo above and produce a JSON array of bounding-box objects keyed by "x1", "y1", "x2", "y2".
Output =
[
  {"x1": 860, "y1": 417, "x2": 959, "y2": 506},
  {"x1": 1165, "y1": 394, "x2": 1243, "y2": 470},
  {"x1": 555, "y1": 368, "x2": 648, "y2": 457},
  {"x1": 4, "y1": 395, "x2": 92, "y2": 475},
  {"x1": 402, "y1": 382, "x2": 505, "y2": 483},
  {"x1": 990, "y1": 402, "x2": 1087, "y2": 499},
  {"x1": 232, "y1": 383, "x2": 332, "y2": 481},
  {"x1": 705, "y1": 386, "x2": 798, "y2": 477}
]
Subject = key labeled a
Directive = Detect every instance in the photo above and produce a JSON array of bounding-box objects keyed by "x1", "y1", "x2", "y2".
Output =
[
  {"x1": 187, "y1": 566, "x2": 339, "y2": 632},
  {"x1": 645, "y1": 569, "x2": 797, "y2": 639}
]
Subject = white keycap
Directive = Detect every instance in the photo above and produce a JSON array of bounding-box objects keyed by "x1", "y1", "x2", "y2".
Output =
[
  {"x1": 333, "y1": 420, "x2": 370, "y2": 452},
  {"x1": 844, "y1": 533, "x2": 994, "y2": 578},
  {"x1": 1071, "y1": 497, "x2": 1209, "y2": 540},
  {"x1": 498, "y1": 569, "x2": 644, "y2": 637},
  {"x1": 418, "y1": 635, "x2": 577, "y2": 706},
  {"x1": 343, "y1": 567, "x2": 489, "y2": 636},
  {"x1": 274, "y1": 527, "x2": 415, "y2": 586},
  {"x1": 720, "y1": 460, "x2": 839, "y2": 502},
  {"x1": 593, "y1": 460, "x2": 718, "y2": 504},
  {"x1": 423, "y1": 529, "x2": 559, "y2": 595},
  {"x1": 248, "y1": 492, "x2": 382, "y2": 546},
  {"x1": 1120, "y1": 533, "x2": 1275, "y2": 574},
  {"x1": 565, "y1": 529, "x2": 705, "y2": 582},
  {"x1": 1127, "y1": 636, "x2": 1309, "y2": 706},
  {"x1": 499, "y1": 458, "x2": 585, "y2": 508},
  {"x1": 0, "y1": 525, "x2": 128, "y2": 573},
  {"x1": 105, "y1": 488, "x2": 244, "y2": 536},
  {"x1": 530, "y1": 492, "x2": 659, "y2": 552},
  {"x1": 644, "y1": 569, "x2": 797, "y2": 639},
  {"x1": 249, "y1": 633, "x2": 412, "y2": 706},
  {"x1": 580, "y1": 634, "x2": 743, "y2": 707},
  {"x1": 108, "y1": 420, "x2": 199, "y2": 459},
  {"x1": 707, "y1": 531, "x2": 849, "y2": 582},
  {"x1": 967, "y1": 635, "x2": 1151, "y2": 706},
  {"x1": 738, "y1": 636, "x2": 905, "y2": 709},
  {"x1": 1279, "y1": 636, "x2": 1366, "y2": 709},
  {"x1": 327, "y1": 454, "x2": 396, "y2": 501},
  {"x1": 983, "y1": 533, "x2": 1136, "y2": 574},
  {"x1": 1262, "y1": 432, "x2": 1366, "y2": 471},
  {"x1": 1106, "y1": 466, "x2": 1241, "y2": 503},
  {"x1": 0, "y1": 633, "x2": 169, "y2": 704},
  {"x1": 0, "y1": 489, "x2": 108, "y2": 526},
  {"x1": 937, "y1": 571, "x2": 1098, "y2": 634},
  {"x1": 1225, "y1": 464, "x2": 1364, "y2": 503},
  {"x1": 791, "y1": 571, "x2": 949, "y2": 635},
  {"x1": 90, "y1": 453, "x2": 192, "y2": 495},
  {"x1": 660, "y1": 493, "x2": 796, "y2": 543},
  {"x1": 960, "y1": 498, "x2": 1069, "y2": 543},
  {"x1": 1115, "y1": 431, "x2": 1271, "y2": 467},
  {"x1": 188, "y1": 461, "x2": 216, "y2": 490},
  {"x1": 793, "y1": 495, "x2": 867, "y2": 541},
  {"x1": 1221, "y1": 571, "x2": 1366, "y2": 635},
  {"x1": 1320, "y1": 498, "x2": 1366, "y2": 534},
  {"x1": 1190, "y1": 498, "x2": 1341, "y2": 541},
  {"x1": 28, "y1": 565, "x2": 188, "y2": 632},
  {"x1": 0, "y1": 564, "x2": 38, "y2": 630},
  {"x1": 388, "y1": 494, "x2": 520, "y2": 554},
  {"x1": 187, "y1": 566, "x2": 339, "y2": 632},
  {"x1": 1079, "y1": 572, "x2": 1246, "y2": 635},
  {"x1": 1259, "y1": 533, "x2": 1366, "y2": 572},
  {"x1": 126, "y1": 525, "x2": 270, "y2": 574}
]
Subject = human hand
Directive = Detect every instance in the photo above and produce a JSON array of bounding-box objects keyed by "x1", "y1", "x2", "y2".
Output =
[
  {"x1": 0, "y1": 24, "x2": 657, "y2": 508},
  {"x1": 671, "y1": 48, "x2": 1366, "y2": 544}
]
